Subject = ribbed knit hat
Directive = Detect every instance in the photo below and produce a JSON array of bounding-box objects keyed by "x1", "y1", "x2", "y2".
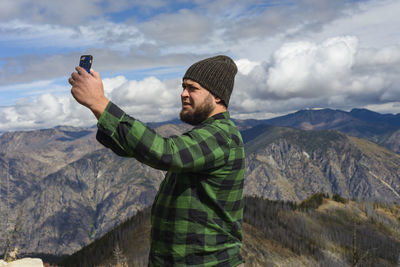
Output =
[{"x1": 183, "y1": 55, "x2": 237, "y2": 107}]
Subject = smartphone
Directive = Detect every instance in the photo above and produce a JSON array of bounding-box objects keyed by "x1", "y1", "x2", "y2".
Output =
[{"x1": 79, "y1": 55, "x2": 93, "y2": 73}]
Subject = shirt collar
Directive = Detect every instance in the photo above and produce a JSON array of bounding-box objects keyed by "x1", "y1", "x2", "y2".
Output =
[{"x1": 202, "y1": 111, "x2": 230, "y2": 124}]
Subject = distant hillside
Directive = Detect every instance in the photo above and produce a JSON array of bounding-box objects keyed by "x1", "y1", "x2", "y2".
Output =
[
  {"x1": 263, "y1": 108, "x2": 400, "y2": 133},
  {"x1": 0, "y1": 126, "x2": 101, "y2": 255},
  {"x1": 243, "y1": 125, "x2": 400, "y2": 202},
  {"x1": 384, "y1": 129, "x2": 400, "y2": 153},
  {"x1": 0, "y1": 124, "x2": 190, "y2": 256},
  {"x1": 253, "y1": 108, "x2": 400, "y2": 153},
  {"x1": 59, "y1": 195, "x2": 400, "y2": 267}
]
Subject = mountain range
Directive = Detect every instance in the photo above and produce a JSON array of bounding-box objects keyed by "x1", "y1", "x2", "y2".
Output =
[
  {"x1": 243, "y1": 125, "x2": 400, "y2": 202},
  {"x1": 237, "y1": 108, "x2": 400, "y2": 153},
  {"x1": 0, "y1": 108, "x2": 399, "y2": 258}
]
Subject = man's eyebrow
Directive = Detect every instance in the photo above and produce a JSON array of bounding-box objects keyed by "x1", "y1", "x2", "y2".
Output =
[{"x1": 182, "y1": 83, "x2": 198, "y2": 89}]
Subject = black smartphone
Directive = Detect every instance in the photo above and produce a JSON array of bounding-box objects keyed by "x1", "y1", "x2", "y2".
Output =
[{"x1": 79, "y1": 55, "x2": 93, "y2": 73}]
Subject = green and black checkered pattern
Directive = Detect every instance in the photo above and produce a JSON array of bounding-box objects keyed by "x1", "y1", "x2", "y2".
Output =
[{"x1": 96, "y1": 102, "x2": 245, "y2": 267}]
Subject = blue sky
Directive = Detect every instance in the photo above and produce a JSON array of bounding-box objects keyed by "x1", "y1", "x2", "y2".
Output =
[{"x1": 0, "y1": 0, "x2": 400, "y2": 131}]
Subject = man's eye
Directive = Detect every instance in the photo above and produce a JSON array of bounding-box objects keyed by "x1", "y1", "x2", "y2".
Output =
[{"x1": 183, "y1": 85, "x2": 195, "y2": 91}]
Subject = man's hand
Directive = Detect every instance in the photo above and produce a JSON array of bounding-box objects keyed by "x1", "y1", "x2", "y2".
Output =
[{"x1": 69, "y1": 66, "x2": 109, "y2": 119}]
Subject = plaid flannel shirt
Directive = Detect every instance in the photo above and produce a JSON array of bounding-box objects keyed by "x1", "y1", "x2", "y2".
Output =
[{"x1": 96, "y1": 102, "x2": 245, "y2": 267}]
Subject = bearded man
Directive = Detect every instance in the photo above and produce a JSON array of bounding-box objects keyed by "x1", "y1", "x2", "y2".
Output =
[{"x1": 69, "y1": 55, "x2": 245, "y2": 267}]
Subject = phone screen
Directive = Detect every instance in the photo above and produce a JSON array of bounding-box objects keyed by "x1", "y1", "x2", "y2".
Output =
[{"x1": 79, "y1": 55, "x2": 93, "y2": 73}]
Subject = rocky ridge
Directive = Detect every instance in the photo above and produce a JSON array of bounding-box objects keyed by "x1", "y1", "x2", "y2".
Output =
[
  {"x1": 257, "y1": 108, "x2": 400, "y2": 153},
  {"x1": 244, "y1": 126, "x2": 400, "y2": 202},
  {"x1": 0, "y1": 123, "x2": 191, "y2": 256}
]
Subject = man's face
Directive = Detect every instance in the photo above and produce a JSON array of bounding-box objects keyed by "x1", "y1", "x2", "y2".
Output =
[{"x1": 180, "y1": 79, "x2": 216, "y2": 125}]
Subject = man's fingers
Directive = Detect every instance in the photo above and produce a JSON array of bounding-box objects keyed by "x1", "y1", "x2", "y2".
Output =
[
  {"x1": 71, "y1": 71, "x2": 83, "y2": 81},
  {"x1": 90, "y1": 68, "x2": 98, "y2": 78},
  {"x1": 90, "y1": 69, "x2": 102, "y2": 80},
  {"x1": 75, "y1": 66, "x2": 85, "y2": 74}
]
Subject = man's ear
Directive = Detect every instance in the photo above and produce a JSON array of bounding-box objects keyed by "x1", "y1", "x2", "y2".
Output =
[
  {"x1": 211, "y1": 93, "x2": 227, "y2": 108},
  {"x1": 215, "y1": 96, "x2": 228, "y2": 108},
  {"x1": 215, "y1": 96, "x2": 222, "y2": 104}
]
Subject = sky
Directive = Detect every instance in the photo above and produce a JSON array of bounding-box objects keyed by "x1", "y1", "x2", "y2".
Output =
[{"x1": 0, "y1": 0, "x2": 400, "y2": 132}]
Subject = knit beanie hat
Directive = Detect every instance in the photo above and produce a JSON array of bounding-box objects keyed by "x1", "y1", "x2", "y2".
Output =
[{"x1": 183, "y1": 55, "x2": 237, "y2": 107}]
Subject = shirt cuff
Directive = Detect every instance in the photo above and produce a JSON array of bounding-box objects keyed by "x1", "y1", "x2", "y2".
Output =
[{"x1": 97, "y1": 101, "x2": 125, "y2": 134}]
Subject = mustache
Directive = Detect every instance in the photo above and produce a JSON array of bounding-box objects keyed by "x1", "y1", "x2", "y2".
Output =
[{"x1": 181, "y1": 97, "x2": 192, "y2": 105}]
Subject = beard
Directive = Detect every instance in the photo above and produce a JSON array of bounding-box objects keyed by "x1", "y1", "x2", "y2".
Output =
[{"x1": 180, "y1": 93, "x2": 215, "y2": 125}]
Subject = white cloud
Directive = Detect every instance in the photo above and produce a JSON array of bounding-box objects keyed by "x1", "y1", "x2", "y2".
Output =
[
  {"x1": 0, "y1": 79, "x2": 54, "y2": 93},
  {"x1": 79, "y1": 22, "x2": 144, "y2": 51},
  {"x1": 1, "y1": 32, "x2": 400, "y2": 132},
  {"x1": 311, "y1": 0, "x2": 400, "y2": 47},
  {"x1": 267, "y1": 36, "x2": 358, "y2": 98},
  {"x1": 364, "y1": 102, "x2": 400, "y2": 115},
  {"x1": 0, "y1": 94, "x2": 96, "y2": 132},
  {"x1": 0, "y1": 19, "x2": 144, "y2": 51},
  {"x1": 0, "y1": 75, "x2": 182, "y2": 132},
  {"x1": 230, "y1": 35, "x2": 400, "y2": 117},
  {"x1": 236, "y1": 59, "x2": 259, "y2": 75},
  {"x1": 4, "y1": 0, "x2": 395, "y2": 86},
  {"x1": 0, "y1": 0, "x2": 103, "y2": 25},
  {"x1": 1, "y1": 0, "x2": 400, "y2": 131},
  {"x1": 108, "y1": 76, "x2": 181, "y2": 121},
  {"x1": 356, "y1": 46, "x2": 400, "y2": 65},
  {"x1": 0, "y1": 20, "x2": 80, "y2": 48},
  {"x1": 140, "y1": 9, "x2": 212, "y2": 46}
]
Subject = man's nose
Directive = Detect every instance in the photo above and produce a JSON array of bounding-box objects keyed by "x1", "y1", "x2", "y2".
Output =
[{"x1": 181, "y1": 88, "x2": 189, "y2": 98}]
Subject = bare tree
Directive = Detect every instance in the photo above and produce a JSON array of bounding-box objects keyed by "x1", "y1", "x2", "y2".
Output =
[{"x1": 113, "y1": 243, "x2": 128, "y2": 267}]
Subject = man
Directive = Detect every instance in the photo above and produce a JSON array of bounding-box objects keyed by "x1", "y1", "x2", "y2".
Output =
[{"x1": 69, "y1": 55, "x2": 245, "y2": 266}]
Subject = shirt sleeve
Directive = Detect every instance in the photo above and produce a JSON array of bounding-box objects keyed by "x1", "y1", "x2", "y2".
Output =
[{"x1": 96, "y1": 102, "x2": 231, "y2": 173}]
